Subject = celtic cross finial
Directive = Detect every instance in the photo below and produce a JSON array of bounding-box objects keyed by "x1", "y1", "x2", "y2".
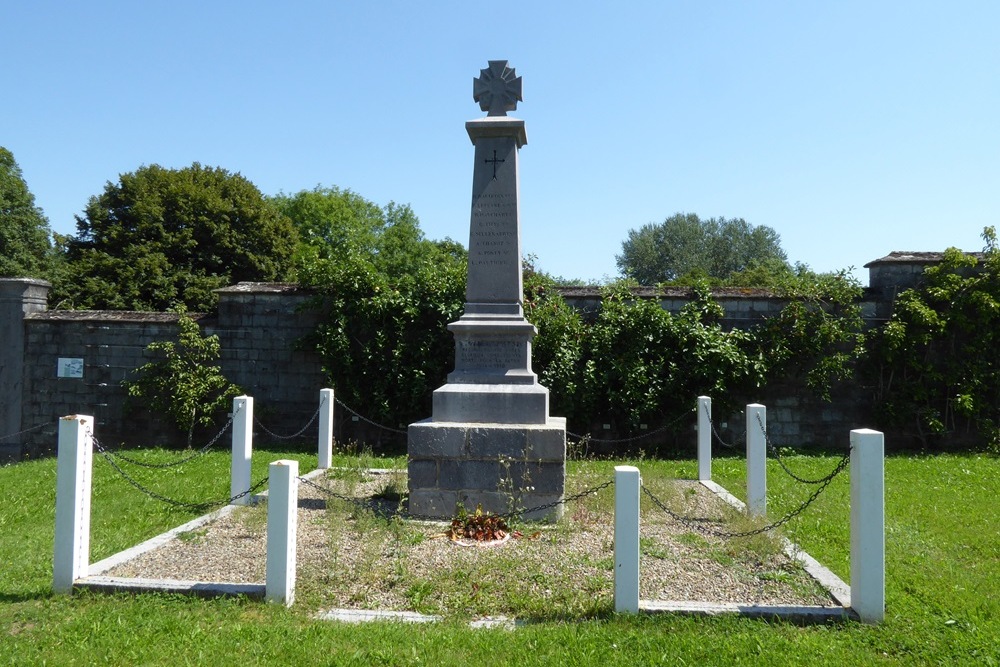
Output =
[{"x1": 473, "y1": 60, "x2": 522, "y2": 117}]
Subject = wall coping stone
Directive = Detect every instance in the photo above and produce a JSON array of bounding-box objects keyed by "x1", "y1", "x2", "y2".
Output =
[
  {"x1": 25, "y1": 311, "x2": 208, "y2": 323},
  {"x1": 864, "y1": 251, "x2": 984, "y2": 267},
  {"x1": 214, "y1": 282, "x2": 315, "y2": 295}
]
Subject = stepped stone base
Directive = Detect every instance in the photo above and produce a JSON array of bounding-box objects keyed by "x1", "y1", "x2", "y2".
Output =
[
  {"x1": 407, "y1": 417, "x2": 566, "y2": 521},
  {"x1": 431, "y1": 382, "x2": 549, "y2": 425}
]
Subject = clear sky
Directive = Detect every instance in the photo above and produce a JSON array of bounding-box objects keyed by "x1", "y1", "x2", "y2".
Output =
[{"x1": 3, "y1": 1, "x2": 998, "y2": 284}]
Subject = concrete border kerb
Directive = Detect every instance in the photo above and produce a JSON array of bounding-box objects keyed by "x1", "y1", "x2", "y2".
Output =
[{"x1": 74, "y1": 466, "x2": 858, "y2": 625}]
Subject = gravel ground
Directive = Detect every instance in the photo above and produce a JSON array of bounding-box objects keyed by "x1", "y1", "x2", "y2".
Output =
[{"x1": 104, "y1": 470, "x2": 838, "y2": 613}]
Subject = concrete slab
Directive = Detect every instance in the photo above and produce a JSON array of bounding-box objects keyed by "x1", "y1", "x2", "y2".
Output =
[{"x1": 76, "y1": 576, "x2": 265, "y2": 600}]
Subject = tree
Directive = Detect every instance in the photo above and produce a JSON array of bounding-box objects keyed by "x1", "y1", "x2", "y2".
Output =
[
  {"x1": 616, "y1": 213, "x2": 787, "y2": 284},
  {"x1": 282, "y1": 186, "x2": 469, "y2": 428},
  {"x1": 0, "y1": 147, "x2": 54, "y2": 279},
  {"x1": 271, "y1": 185, "x2": 465, "y2": 280},
  {"x1": 123, "y1": 308, "x2": 242, "y2": 448},
  {"x1": 54, "y1": 163, "x2": 297, "y2": 311}
]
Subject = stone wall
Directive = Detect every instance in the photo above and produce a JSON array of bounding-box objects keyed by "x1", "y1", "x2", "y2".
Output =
[
  {"x1": 0, "y1": 254, "x2": 940, "y2": 460},
  {"x1": 13, "y1": 284, "x2": 332, "y2": 459},
  {"x1": 555, "y1": 285, "x2": 883, "y2": 328}
]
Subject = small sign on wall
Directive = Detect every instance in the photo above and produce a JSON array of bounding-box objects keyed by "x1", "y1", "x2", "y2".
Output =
[{"x1": 57, "y1": 358, "x2": 84, "y2": 378}]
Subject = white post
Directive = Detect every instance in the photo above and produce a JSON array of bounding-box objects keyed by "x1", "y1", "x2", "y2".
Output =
[
  {"x1": 614, "y1": 465, "x2": 640, "y2": 613},
  {"x1": 53, "y1": 415, "x2": 94, "y2": 593},
  {"x1": 850, "y1": 428, "x2": 885, "y2": 623},
  {"x1": 318, "y1": 388, "x2": 334, "y2": 469},
  {"x1": 266, "y1": 459, "x2": 298, "y2": 606},
  {"x1": 746, "y1": 403, "x2": 767, "y2": 517},
  {"x1": 697, "y1": 396, "x2": 711, "y2": 481},
  {"x1": 231, "y1": 395, "x2": 253, "y2": 506}
]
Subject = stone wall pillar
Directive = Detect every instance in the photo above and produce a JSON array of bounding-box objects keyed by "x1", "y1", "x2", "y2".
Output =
[{"x1": 0, "y1": 278, "x2": 50, "y2": 460}]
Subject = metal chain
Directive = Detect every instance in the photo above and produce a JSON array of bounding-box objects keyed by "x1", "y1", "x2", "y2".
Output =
[
  {"x1": 98, "y1": 413, "x2": 236, "y2": 469},
  {"x1": 641, "y1": 452, "x2": 850, "y2": 539},
  {"x1": 701, "y1": 402, "x2": 745, "y2": 450},
  {"x1": 498, "y1": 479, "x2": 614, "y2": 521},
  {"x1": 0, "y1": 422, "x2": 49, "y2": 442},
  {"x1": 298, "y1": 476, "x2": 614, "y2": 523},
  {"x1": 254, "y1": 404, "x2": 321, "y2": 441},
  {"x1": 756, "y1": 413, "x2": 851, "y2": 485},
  {"x1": 92, "y1": 434, "x2": 267, "y2": 510},
  {"x1": 567, "y1": 408, "x2": 695, "y2": 445},
  {"x1": 333, "y1": 396, "x2": 407, "y2": 435},
  {"x1": 298, "y1": 476, "x2": 372, "y2": 512}
]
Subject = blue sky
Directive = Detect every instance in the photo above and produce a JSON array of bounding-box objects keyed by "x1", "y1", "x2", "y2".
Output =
[{"x1": 3, "y1": 1, "x2": 998, "y2": 284}]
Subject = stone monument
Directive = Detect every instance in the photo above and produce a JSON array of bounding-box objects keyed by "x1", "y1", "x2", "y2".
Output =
[{"x1": 407, "y1": 61, "x2": 567, "y2": 521}]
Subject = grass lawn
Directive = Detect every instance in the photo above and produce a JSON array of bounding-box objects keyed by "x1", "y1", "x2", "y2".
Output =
[{"x1": 1, "y1": 443, "x2": 998, "y2": 666}]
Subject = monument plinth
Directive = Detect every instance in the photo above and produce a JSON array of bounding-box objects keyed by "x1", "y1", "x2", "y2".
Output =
[{"x1": 408, "y1": 61, "x2": 567, "y2": 521}]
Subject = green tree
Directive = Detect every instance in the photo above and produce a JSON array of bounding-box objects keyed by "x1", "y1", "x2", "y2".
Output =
[
  {"x1": 272, "y1": 185, "x2": 464, "y2": 279},
  {"x1": 616, "y1": 213, "x2": 787, "y2": 284},
  {"x1": 0, "y1": 147, "x2": 54, "y2": 279},
  {"x1": 285, "y1": 186, "x2": 469, "y2": 428},
  {"x1": 123, "y1": 309, "x2": 242, "y2": 448},
  {"x1": 54, "y1": 163, "x2": 297, "y2": 311}
]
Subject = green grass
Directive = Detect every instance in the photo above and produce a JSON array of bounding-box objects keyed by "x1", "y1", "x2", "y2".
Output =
[{"x1": 1, "y1": 446, "x2": 998, "y2": 665}]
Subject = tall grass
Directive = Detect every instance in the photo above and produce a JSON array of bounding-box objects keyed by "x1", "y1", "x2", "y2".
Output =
[{"x1": 1, "y1": 448, "x2": 997, "y2": 665}]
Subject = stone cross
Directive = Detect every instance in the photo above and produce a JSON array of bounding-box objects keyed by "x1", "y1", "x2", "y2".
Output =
[{"x1": 473, "y1": 60, "x2": 523, "y2": 117}]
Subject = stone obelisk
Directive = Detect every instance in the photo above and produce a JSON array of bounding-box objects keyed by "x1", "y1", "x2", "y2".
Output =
[{"x1": 407, "y1": 61, "x2": 567, "y2": 521}]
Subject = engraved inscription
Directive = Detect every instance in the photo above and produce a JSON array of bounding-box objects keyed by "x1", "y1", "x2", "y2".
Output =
[
  {"x1": 456, "y1": 339, "x2": 524, "y2": 371},
  {"x1": 470, "y1": 192, "x2": 517, "y2": 269}
]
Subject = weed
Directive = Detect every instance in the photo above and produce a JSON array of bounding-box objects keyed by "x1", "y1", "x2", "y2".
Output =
[{"x1": 176, "y1": 528, "x2": 208, "y2": 543}]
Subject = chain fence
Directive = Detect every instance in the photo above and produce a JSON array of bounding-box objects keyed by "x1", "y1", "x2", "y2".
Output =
[
  {"x1": 96, "y1": 404, "x2": 241, "y2": 469},
  {"x1": 567, "y1": 408, "x2": 695, "y2": 445},
  {"x1": 703, "y1": 403, "x2": 851, "y2": 487},
  {"x1": 91, "y1": 433, "x2": 267, "y2": 510},
  {"x1": 333, "y1": 396, "x2": 407, "y2": 435},
  {"x1": 0, "y1": 422, "x2": 49, "y2": 442},
  {"x1": 254, "y1": 398, "x2": 323, "y2": 441},
  {"x1": 642, "y1": 447, "x2": 851, "y2": 539},
  {"x1": 298, "y1": 475, "x2": 614, "y2": 523},
  {"x1": 702, "y1": 402, "x2": 746, "y2": 450},
  {"x1": 754, "y1": 413, "x2": 852, "y2": 486}
]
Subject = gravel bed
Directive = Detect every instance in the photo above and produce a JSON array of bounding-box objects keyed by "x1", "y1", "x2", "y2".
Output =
[{"x1": 104, "y1": 470, "x2": 838, "y2": 613}]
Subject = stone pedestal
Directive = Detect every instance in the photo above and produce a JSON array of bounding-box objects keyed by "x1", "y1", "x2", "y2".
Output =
[
  {"x1": 408, "y1": 418, "x2": 566, "y2": 521},
  {"x1": 407, "y1": 61, "x2": 566, "y2": 521}
]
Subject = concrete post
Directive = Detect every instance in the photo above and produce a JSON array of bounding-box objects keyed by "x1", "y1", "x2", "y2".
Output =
[
  {"x1": 231, "y1": 396, "x2": 253, "y2": 505},
  {"x1": 850, "y1": 428, "x2": 885, "y2": 623},
  {"x1": 318, "y1": 388, "x2": 334, "y2": 469},
  {"x1": 697, "y1": 396, "x2": 711, "y2": 481},
  {"x1": 614, "y1": 465, "x2": 640, "y2": 613},
  {"x1": 266, "y1": 459, "x2": 298, "y2": 606},
  {"x1": 0, "y1": 279, "x2": 50, "y2": 461},
  {"x1": 746, "y1": 403, "x2": 767, "y2": 517},
  {"x1": 53, "y1": 415, "x2": 94, "y2": 593}
]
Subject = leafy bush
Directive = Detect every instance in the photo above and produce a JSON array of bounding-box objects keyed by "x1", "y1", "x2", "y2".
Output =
[
  {"x1": 866, "y1": 227, "x2": 1000, "y2": 450},
  {"x1": 298, "y1": 248, "x2": 467, "y2": 429}
]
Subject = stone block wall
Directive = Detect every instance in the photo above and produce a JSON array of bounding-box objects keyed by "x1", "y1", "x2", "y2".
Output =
[
  {"x1": 557, "y1": 286, "x2": 882, "y2": 330},
  {"x1": 0, "y1": 251, "x2": 947, "y2": 460},
  {"x1": 15, "y1": 284, "x2": 330, "y2": 458},
  {"x1": 20, "y1": 313, "x2": 183, "y2": 454}
]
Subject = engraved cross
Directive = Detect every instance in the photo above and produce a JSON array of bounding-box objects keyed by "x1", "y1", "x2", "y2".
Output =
[{"x1": 484, "y1": 150, "x2": 505, "y2": 180}]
